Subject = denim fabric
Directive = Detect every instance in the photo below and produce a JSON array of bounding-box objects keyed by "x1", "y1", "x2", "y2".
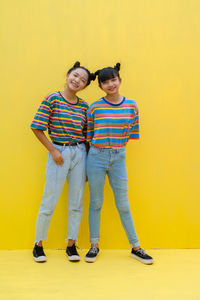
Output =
[
  {"x1": 87, "y1": 145, "x2": 140, "y2": 248},
  {"x1": 35, "y1": 143, "x2": 86, "y2": 243}
]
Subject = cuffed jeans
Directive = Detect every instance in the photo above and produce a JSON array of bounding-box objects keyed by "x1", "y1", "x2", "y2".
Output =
[
  {"x1": 87, "y1": 145, "x2": 140, "y2": 248},
  {"x1": 35, "y1": 143, "x2": 86, "y2": 243}
]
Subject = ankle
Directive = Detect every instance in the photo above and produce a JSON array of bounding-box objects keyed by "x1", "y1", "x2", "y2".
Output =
[
  {"x1": 36, "y1": 241, "x2": 43, "y2": 247},
  {"x1": 91, "y1": 243, "x2": 99, "y2": 249},
  {"x1": 68, "y1": 239, "x2": 75, "y2": 247},
  {"x1": 133, "y1": 246, "x2": 140, "y2": 251}
]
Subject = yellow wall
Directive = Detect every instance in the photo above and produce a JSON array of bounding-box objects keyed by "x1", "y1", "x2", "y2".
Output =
[{"x1": 1, "y1": 0, "x2": 200, "y2": 249}]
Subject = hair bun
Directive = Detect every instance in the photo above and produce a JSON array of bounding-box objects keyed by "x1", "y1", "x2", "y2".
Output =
[
  {"x1": 73, "y1": 61, "x2": 81, "y2": 68},
  {"x1": 90, "y1": 73, "x2": 97, "y2": 81},
  {"x1": 95, "y1": 70, "x2": 100, "y2": 76},
  {"x1": 114, "y1": 63, "x2": 120, "y2": 71}
]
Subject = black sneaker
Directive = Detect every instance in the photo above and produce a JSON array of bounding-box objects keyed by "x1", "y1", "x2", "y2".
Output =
[
  {"x1": 85, "y1": 246, "x2": 99, "y2": 263},
  {"x1": 66, "y1": 244, "x2": 80, "y2": 261},
  {"x1": 131, "y1": 248, "x2": 154, "y2": 265},
  {"x1": 33, "y1": 244, "x2": 47, "y2": 262}
]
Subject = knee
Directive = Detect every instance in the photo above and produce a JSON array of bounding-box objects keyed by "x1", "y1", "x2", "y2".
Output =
[
  {"x1": 39, "y1": 202, "x2": 55, "y2": 217},
  {"x1": 90, "y1": 199, "x2": 103, "y2": 210},
  {"x1": 68, "y1": 205, "x2": 83, "y2": 214},
  {"x1": 116, "y1": 202, "x2": 130, "y2": 214}
]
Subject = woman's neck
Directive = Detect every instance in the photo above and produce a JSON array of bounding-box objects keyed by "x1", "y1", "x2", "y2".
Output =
[
  {"x1": 104, "y1": 93, "x2": 123, "y2": 104},
  {"x1": 61, "y1": 86, "x2": 78, "y2": 103}
]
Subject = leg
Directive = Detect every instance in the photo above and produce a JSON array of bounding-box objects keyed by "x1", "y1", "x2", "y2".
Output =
[
  {"x1": 35, "y1": 148, "x2": 70, "y2": 242},
  {"x1": 67, "y1": 144, "x2": 87, "y2": 242},
  {"x1": 87, "y1": 147, "x2": 108, "y2": 245},
  {"x1": 108, "y1": 150, "x2": 140, "y2": 248}
]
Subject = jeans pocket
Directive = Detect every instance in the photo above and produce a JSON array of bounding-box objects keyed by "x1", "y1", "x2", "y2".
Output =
[
  {"x1": 89, "y1": 146, "x2": 100, "y2": 156},
  {"x1": 52, "y1": 143, "x2": 63, "y2": 153},
  {"x1": 119, "y1": 150, "x2": 126, "y2": 159}
]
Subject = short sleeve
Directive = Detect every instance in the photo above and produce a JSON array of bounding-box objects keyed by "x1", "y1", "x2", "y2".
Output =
[
  {"x1": 129, "y1": 105, "x2": 139, "y2": 139},
  {"x1": 82, "y1": 103, "x2": 89, "y2": 138},
  {"x1": 86, "y1": 105, "x2": 94, "y2": 142},
  {"x1": 30, "y1": 95, "x2": 53, "y2": 131}
]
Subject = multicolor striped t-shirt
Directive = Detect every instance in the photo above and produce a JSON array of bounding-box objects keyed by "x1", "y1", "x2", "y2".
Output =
[
  {"x1": 31, "y1": 91, "x2": 89, "y2": 143},
  {"x1": 87, "y1": 97, "x2": 139, "y2": 148}
]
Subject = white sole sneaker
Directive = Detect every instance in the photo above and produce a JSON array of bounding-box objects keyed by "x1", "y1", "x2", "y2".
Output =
[
  {"x1": 131, "y1": 253, "x2": 154, "y2": 265},
  {"x1": 67, "y1": 254, "x2": 80, "y2": 262},
  {"x1": 84, "y1": 252, "x2": 99, "y2": 263},
  {"x1": 33, "y1": 256, "x2": 47, "y2": 263}
]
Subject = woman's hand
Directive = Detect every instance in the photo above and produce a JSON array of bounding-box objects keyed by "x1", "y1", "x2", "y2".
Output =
[
  {"x1": 50, "y1": 148, "x2": 64, "y2": 166},
  {"x1": 31, "y1": 129, "x2": 64, "y2": 166}
]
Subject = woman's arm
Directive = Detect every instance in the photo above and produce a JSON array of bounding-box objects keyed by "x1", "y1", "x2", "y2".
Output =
[{"x1": 32, "y1": 129, "x2": 64, "y2": 166}]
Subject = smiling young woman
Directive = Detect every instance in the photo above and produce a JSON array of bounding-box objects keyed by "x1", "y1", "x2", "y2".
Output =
[
  {"x1": 85, "y1": 63, "x2": 154, "y2": 265},
  {"x1": 30, "y1": 61, "x2": 95, "y2": 263}
]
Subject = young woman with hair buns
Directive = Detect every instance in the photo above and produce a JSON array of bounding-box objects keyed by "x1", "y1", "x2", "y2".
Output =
[
  {"x1": 31, "y1": 62, "x2": 95, "y2": 262},
  {"x1": 85, "y1": 63, "x2": 154, "y2": 264}
]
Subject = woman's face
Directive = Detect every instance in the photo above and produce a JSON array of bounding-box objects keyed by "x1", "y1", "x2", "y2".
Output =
[
  {"x1": 67, "y1": 68, "x2": 88, "y2": 92},
  {"x1": 99, "y1": 76, "x2": 121, "y2": 95}
]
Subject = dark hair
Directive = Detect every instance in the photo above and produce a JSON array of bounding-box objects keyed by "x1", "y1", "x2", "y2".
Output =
[
  {"x1": 94, "y1": 63, "x2": 121, "y2": 84},
  {"x1": 67, "y1": 61, "x2": 96, "y2": 86}
]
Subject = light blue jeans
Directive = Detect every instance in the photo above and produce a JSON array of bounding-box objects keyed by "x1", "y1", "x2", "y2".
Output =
[
  {"x1": 87, "y1": 145, "x2": 140, "y2": 248},
  {"x1": 35, "y1": 143, "x2": 86, "y2": 243}
]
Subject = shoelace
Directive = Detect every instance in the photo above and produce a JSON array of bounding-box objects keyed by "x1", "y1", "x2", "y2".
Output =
[
  {"x1": 89, "y1": 246, "x2": 98, "y2": 254},
  {"x1": 136, "y1": 248, "x2": 146, "y2": 256}
]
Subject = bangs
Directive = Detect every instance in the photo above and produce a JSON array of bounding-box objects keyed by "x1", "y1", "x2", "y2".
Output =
[{"x1": 98, "y1": 67, "x2": 119, "y2": 83}]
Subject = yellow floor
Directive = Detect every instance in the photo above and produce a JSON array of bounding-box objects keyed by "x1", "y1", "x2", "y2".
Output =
[{"x1": 1, "y1": 249, "x2": 200, "y2": 300}]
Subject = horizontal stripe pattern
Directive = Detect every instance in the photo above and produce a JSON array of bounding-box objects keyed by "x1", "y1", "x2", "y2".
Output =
[
  {"x1": 87, "y1": 97, "x2": 139, "y2": 148},
  {"x1": 30, "y1": 91, "x2": 89, "y2": 143}
]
